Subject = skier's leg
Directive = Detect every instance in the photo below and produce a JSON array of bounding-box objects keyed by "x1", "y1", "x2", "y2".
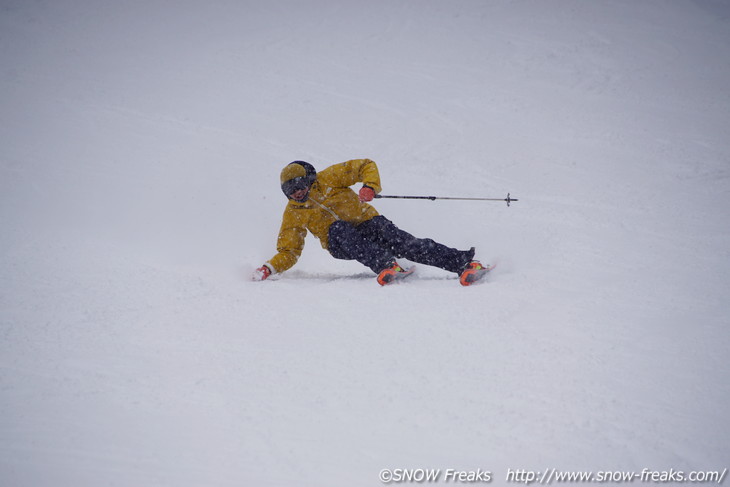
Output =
[
  {"x1": 327, "y1": 220, "x2": 395, "y2": 273},
  {"x1": 357, "y1": 216, "x2": 474, "y2": 273}
]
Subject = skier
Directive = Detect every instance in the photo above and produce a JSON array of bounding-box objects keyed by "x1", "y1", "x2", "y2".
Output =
[{"x1": 252, "y1": 159, "x2": 488, "y2": 285}]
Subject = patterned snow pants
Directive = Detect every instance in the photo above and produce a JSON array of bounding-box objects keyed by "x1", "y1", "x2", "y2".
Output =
[{"x1": 327, "y1": 215, "x2": 474, "y2": 274}]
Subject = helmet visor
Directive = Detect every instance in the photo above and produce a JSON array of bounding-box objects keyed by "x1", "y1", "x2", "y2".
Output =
[{"x1": 281, "y1": 176, "x2": 311, "y2": 199}]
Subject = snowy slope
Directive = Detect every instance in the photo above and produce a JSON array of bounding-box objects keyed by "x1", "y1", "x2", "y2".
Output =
[{"x1": 1, "y1": 1, "x2": 729, "y2": 486}]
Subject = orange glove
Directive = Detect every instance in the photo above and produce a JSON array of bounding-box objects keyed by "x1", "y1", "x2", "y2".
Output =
[
  {"x1": 252, "y1": 264, "x2": 272, "y2": 281},
  {"x1": 359, "y1": 185, "x2": 375, "y2": 202}
]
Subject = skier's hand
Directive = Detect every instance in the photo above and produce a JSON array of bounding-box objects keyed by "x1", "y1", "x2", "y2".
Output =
[
  {"x1": 359, "y1": 185, "x2": 375, "y2": 202},
  {"x1": 252, "y1": 264, "x2": 272, "y2": 281}
]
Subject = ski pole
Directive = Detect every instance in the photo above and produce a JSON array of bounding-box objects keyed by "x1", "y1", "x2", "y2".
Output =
[{"x1": 374, "y1": 192, "x2": 518, "y2": 207}]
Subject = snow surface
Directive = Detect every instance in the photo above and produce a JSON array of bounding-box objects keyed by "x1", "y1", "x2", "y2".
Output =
[{"x1": 1, "y1": 1, "x2": 729, "y2": 486}]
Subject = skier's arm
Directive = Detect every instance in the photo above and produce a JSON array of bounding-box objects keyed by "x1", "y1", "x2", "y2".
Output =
[
  {"x1": 354, "y1": 158, "x2": 381, "y2": 193},
  {"x1": 253, "y1": 209, "x2": 307, "y2": 280},
  {"x1": 266, "y1": 207, "x2": 307, "y2": 274},
  {"x1": 320, "y1": 159, "x2": 382, "y2": 193},
  {"x1": 268, "y1": 224, "x2": 306, "y2": 273}
]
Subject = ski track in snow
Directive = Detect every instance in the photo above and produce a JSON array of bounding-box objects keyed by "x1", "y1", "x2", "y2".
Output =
[{"x1": 1, "y1": 1, "x2": 729, "y2": 486}]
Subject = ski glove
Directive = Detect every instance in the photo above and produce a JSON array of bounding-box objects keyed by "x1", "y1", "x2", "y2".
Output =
[
  {"x1": 359, "y1": 185, "x2": 375, "y2": 202},
  {"x1": 252, "y1": 264, "x2": 272, "y2": 281}
]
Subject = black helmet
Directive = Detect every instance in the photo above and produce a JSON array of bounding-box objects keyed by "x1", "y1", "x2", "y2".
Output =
[{"x1": 280, "y1": 161, "x2": 317, "y2": 201}]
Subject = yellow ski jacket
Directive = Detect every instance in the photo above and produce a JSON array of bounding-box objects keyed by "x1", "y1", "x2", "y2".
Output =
[{"x1": 266, "y1": 159, "x2": 383, "y2": 273}]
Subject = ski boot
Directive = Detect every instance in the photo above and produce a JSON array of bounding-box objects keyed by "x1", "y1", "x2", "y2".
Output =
[
  {"x1": 459, "y1": 261, "x2": 492, "y2": 286},
  {"x1": 377, "y1": 262, "x2": 414, "y2": 285}
]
